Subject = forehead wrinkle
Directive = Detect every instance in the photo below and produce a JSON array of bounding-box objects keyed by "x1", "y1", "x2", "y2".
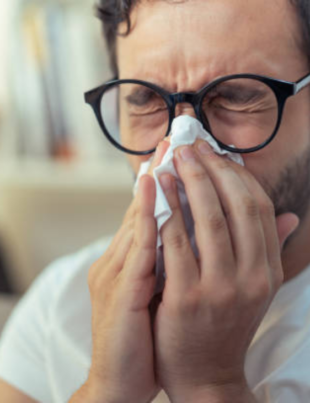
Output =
[
  {"x1": 132, "y1": 0, "x2": 302, "y2": 49},
  {"x1": 118, "y1": 47, "x2": 290, "y2": 94},
  {"x1": 117, "y1": 0, "x2": 308, "y2": 92}
]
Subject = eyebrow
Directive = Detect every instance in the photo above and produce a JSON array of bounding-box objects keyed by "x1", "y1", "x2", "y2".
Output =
[
  {"x1": 207, "y1": 83, "x2": 268, "y2": 103},
  {"x1": 125, "y1": 87, "x2": 161, "y2": 106},
  {"x1": 125, "y1": 81, "x2": 268, "y2": 107}
]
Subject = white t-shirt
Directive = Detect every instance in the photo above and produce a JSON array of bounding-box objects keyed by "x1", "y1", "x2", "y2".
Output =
[{"x1": 0, "y1": 237, "x2": 310, "y2": 403}]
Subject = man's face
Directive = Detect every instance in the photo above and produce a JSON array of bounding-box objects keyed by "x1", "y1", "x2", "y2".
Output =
[{"x1": 117, "y1": 0, "x2": 310, "y2": 222}]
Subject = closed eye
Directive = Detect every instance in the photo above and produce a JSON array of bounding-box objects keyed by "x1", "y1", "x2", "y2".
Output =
[
  {"x1": 207, "y1": 86, "x2": 268, "y2": 106},
  {"x1": 125, "y1": 87, "x2": 158, "y2": 106}
]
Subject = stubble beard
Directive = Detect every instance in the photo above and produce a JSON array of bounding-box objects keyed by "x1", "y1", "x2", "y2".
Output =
[{"x1": 262, "y1": 145, "x2": 310, "y2": 250}]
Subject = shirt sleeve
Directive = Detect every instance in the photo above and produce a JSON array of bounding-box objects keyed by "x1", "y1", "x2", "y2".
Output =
[
  {"x1": 0, "y1": 257, "x2": 71, "y2": 403},
  {"x1": 252, "y1": 341, "x2": 310, "y2": 403}
]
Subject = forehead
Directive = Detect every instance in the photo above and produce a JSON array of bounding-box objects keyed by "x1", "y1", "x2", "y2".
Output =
[{"x1": 117, "y1": 0, "x2": 306, "y2": 91}]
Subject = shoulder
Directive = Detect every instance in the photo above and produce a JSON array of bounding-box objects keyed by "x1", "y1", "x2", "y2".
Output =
[
  {"x1": 246, "y1": 263, "x2": 310, "y2": 401},
  {"x1": 48, "y1": 236, "x2": 112, "y2": 288},
  {"x1": 44, "y1": 236, "x2": 113, "y2": 303},
  {"x1": 47, "y1": 236, "x2": 114, "y2": 346},
  {"x1": 0, "y1": 236, "x2": 113, "y2": 402},
  {"x1": 5, "y1": 236, "x2": 112, "y2": 327},
  {"x1": 2, "y1": 236, "x2": 112, "y2": 323}
]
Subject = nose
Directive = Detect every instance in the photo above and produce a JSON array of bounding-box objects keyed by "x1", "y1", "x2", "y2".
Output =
[
  {"x1": 164, "y1": 103, "x2": 197, "y2": 144},
  {"x1": 171, "y1": 92, "x2": 198, "y2": 120},
  {"x1": 175, "y1": 102, "x2": 197, "y2": 119}
]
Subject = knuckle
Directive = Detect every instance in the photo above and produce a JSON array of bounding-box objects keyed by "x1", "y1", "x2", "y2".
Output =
[
  {"x1": 140, "y1": 239, "x2": 156, "y2": 253},
  {"x1": 133, "y1": 228, "x2": 155, "y2": 251},
  {"x1": 242, "y1": 196, "x2": 259, "y2": 218},
  {"x1": 211, "y1": 285, "x2": 237, "y2": 309},
  {"x1": 132, "y1": 235, "x2": 140, "y2": 250},
  {"x1": 249, "y1": 277, "x2": 272, "y2": 302},
  {"x1": 169, "y1": 200, "x2": 180, "y2": 215},
  {"x1": 214, "y1": 157, "x2": 230, "y2": 170},
  {"x1": 165, "y1": 231, "x2": 189, "y2": 250},
  {"x1": 190, "y1": 169, "x2": 208, "y2": 183},
  {"x1": 183, "y1": 294, "x2": 201, "y2": 314},
  {"x1": 207, "y1": 211, "x2": 226, "y2": 232},
  {"x1": 260, "y1": 199, "x2": 275, "y2": 217},
  {"x1": 170, "y1": 288, "x2": 202, "y2": 315}
]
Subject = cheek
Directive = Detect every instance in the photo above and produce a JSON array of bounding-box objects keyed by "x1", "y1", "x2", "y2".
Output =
[
  {"x1": 241, "y1": 92, "x2": 310, "y2": 190},
  {"x1": 265, "y1": 95, "x2": 310, "y2": 184},
  {"x1": 126, "y1": 154, "x2": 151, "y2": 175},
  {"x1": 121, "y1": 113, "x2": 154, "y2": 174}
]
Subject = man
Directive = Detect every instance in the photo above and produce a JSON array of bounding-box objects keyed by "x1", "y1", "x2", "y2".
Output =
[{"x1": 0, "y1": 0, "x2": 310, "y2": 401}]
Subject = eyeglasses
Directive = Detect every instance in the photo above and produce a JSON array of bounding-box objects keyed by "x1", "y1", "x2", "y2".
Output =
[{"x1": 84, "y1": 73, "x2": 310, "y2": 155}]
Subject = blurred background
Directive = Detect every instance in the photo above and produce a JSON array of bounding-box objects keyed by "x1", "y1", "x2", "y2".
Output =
[{"x1": 0, "y1": 0, "x2": 133, "y2": 331}]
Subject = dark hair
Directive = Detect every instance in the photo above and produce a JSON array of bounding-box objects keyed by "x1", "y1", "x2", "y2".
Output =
[{"x1": 96, "y1": 0, "x2": 310, "y2": 78}]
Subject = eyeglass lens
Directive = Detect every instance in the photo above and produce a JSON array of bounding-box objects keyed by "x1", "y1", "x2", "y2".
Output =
[
  {"x1": 100, "y1": 83, "x2": 170, "y2": 152},
  {"x1": 100, "y1": 78, "x2": 279, "y2": 153}
]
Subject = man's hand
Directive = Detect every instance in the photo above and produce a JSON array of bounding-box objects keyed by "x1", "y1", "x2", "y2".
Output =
[
  {"x1": 70, "y1": 142, "x2": 169, "y2": 403},
  {"x1": 154, "y1": 140, "x2": 299, "y2": 403}
]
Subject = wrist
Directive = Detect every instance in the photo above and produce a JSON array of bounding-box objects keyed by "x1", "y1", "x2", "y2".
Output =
[
  {"x1": 69, "y1": 378, "x2": 120, "y2": 403},
  {"x1": 69, "y1": 380, "x2": 103, "y2": 403},
  {"x1": 168, "y1": 379, "x2": 256, "y2": 403},
  {"x1": 70, "y1": 375, "x2": 154, "y2": 403}
]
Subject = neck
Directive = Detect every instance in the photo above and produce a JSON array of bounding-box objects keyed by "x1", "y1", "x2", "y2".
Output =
[{"x1": 282, "y1": 209, "x2": 310, "y2": 283}]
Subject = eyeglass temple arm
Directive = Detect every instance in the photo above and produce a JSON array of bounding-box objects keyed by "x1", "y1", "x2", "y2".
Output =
[{"x1": 294, "y1": 73, "x2": 310, "y2": 94}]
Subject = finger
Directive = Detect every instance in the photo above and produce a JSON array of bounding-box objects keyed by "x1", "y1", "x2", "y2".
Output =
[
  {"x1": 159, "y1": 172, "x2": 198, "y2": 293},
  {"x1": 174, "y1": 145, "x2": 235, "y2": 283},
  {"x1": 122, "y1": 198, "x2": 137, "y2": 225},
  {"x1": 147, "y1": 140, "x2": 170, "y2": 176},
  {"x1": 92, "y1": 232, "x2": 134, "y2": 291},
  {"x1": 105, "y1": 200, "x2": 135, "y2": 256},
  {"x1": 123, "y1": 174, "x2": 157, "y2": 281},
  {"x1": 121, "y1": 141, "x2": 169, "y2": 232},
  {"x1": 122, "y1": 141, "x2": 169, "y2": 227},
  {"x1": 190, "y1": 141, "x2": 267, "y2": 278},
  {"x1": 101, "y1": 141, "x2": 170, "y2": 287},
  {"x1": 222, "y1": 159, "x2": 279, "y2": 278},
  {"x1": 122, "y1": 141, "x2": 169, "y2": 229},
  {"x1": 276, "y1": 213, "x2": 299, "y2": 251},
  {"x1": 221, "y1": 158, "x2": 298, "y2": 288}
]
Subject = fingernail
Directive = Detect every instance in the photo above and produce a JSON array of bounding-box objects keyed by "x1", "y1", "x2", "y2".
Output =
[
  {"x1": 198, "y1": 141, "x2": 214, "y2": 155},
  {"x1": 159, "y1": 174, "x2": 172, "y2": 190},
  {"x1": 154, "y1": 142, "x2": 164, "y2": 163},
  {"x1": 179, "y1": 146, "x2": 196, "y2": 162}
]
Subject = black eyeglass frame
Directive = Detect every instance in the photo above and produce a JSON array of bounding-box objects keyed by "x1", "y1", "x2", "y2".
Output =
[{"x1": 84, "y1": 73, "x2": 310, "y2": 155}]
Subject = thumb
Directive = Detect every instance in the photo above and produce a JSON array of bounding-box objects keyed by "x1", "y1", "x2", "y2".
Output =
[
  {"x1": 148, "y1": 140, "x2": 170, "y2": 176},
  {"x1": 276, "y1": 213, "x2": 300, "y2": 251}
]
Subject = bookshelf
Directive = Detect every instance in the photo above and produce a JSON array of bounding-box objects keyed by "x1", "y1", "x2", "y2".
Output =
[
  {"x1": 0, "y1": 0, "x2": 135, "y2": 293},
  {"x1": 2, "y1": 0, "x2": 116, "y2": 161},
  {"x1": 0, "y1": 0, "x2": 133, "y2": 182}
]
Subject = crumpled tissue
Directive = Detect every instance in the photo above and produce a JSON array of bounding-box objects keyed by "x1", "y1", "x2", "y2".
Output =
[{"x1": 134, "y1": 115, "x2": 245, "y2": 296}]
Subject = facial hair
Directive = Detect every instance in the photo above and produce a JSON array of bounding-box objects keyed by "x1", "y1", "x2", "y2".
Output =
[{"x1": 262, "y1": 145, "x2": 310, "y2": 250}]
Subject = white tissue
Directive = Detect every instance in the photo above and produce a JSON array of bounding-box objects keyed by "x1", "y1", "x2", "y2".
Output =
[{"x1": 134, "y1": 115, "x2": 244, "y2": 295}]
